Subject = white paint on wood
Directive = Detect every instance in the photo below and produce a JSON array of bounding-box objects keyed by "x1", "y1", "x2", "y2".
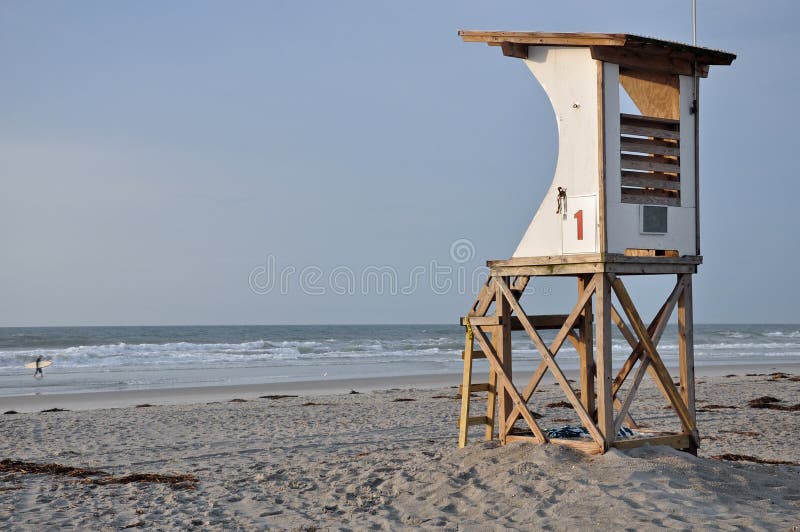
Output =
[
  {"x1": 604, "y1": 63, "x2": 622, "y2": 205},
  {"x1": 679, "y1": 74, "x2": 696, "y2": 208},
  {"x1": 509, "y1": 50, "x2": 699, "y2": 258},
  {"x1": 512, "y1": 47, "x2": 601, "y2": 257},
  {"x1": 610, "y1": 204, "x2": 696, "y2": 254},
  {"x1": 562, "y1": 195, "x2": 598, "y2": 254},
  {"x1": 604, "y1": 69, "x2": 697, "y2": 255}
]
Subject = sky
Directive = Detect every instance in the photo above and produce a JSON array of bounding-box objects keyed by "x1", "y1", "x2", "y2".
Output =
[{"x1": 1, "y1": 0, "x2": 798, "y2": 326}]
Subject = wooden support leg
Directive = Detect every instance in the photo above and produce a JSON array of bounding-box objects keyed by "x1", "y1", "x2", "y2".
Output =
[
  {"x1": 485, "y1": 367, "x2": 497, "y2": 441},
  {"x1": 494, "y1": 277, "x2": 512, "y2": 443},
  {"x1": 578, "y1": 275, "x2": 595, "y2": 420},
  {"x1": 595, "y1": 273, "x2": 614, "y2": 448},
  {"x1": 458, "y1": 328, "x2": 474, "y2": 449},
  {"x1": 678, "y1": 273, "x2": 697, "y2": 454}
]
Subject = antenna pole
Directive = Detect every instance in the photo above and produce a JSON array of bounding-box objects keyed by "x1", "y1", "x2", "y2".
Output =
[{"x1": 692, "y1": 0, "x2": 697, "y2": 45}]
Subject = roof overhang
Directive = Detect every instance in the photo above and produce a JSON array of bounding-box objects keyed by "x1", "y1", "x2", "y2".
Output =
[{"x1": 458, "y1": 31, "x2": 736, "y2": 78}]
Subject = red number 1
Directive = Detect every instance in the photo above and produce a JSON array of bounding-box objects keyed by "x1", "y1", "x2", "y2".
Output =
[{"x1": 574, "y1": 209, "x2": 584, "y2": 240}]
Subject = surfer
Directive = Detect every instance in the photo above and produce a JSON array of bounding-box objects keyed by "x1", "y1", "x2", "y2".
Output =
[{"x1": 33, "y1": 355, "x2": 44, "y2": 379}]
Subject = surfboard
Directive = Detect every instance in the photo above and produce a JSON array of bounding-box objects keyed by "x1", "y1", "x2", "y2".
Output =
[{"x1": 24, "y1": 360, "x2": 53, "y2": 369}]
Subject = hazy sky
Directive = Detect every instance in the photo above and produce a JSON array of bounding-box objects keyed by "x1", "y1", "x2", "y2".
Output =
[{"x1": 1, "y1": 1, "x2": 798, "y2": 326}]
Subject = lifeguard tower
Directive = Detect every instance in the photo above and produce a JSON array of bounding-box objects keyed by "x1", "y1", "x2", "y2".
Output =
[{"x1": 456, "y1": 31, "x2": 735, "y2": 454}]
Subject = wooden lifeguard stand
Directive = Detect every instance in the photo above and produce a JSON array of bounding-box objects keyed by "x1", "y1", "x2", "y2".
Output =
[{"x1": 456, "y1": 32, "x2": 735, "y2": 454}]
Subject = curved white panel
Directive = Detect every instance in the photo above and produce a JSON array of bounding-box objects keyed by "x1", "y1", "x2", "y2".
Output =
[{"x1": 512, "y1": 46, "x2": 601, "y2": 257}]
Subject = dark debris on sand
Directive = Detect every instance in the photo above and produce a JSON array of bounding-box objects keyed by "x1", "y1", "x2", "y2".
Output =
[
  {"x1": 697, "y1": 404, "x2": 739, "y2": 412},
  {"x1": 719, "y1": 430, "x2": 761, "y2": 437},
  {"x1": 259, "y1": 395, "x2": 298, "y2": 400},
  {"x1": 747, "y1": 396, "x2": 800, "y2": 411},
  {"x1": 81, "y1": 473, "x2": 198, "y2": 489},
  {"x1": 0, "y1": 459, "x2": 107, "y2": 478},
  {"x1": 39, "y1": 408, "x2": 69, "y2": 413},
  {"x1": 711, "y1": 453, "x2": 798, "y2": 466},
  {"x1": 0, "y1": 459, "x2": 198, "y2": 489}
]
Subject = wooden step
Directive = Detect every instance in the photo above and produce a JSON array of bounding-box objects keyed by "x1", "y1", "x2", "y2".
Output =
[
  {"x1": 459, "y1": 383, "x2": 493, "y2": 394},
  {"x1": 460, "y1": 314, "x2": 584, "y2": 331},
  {"x1": 461, "y1": 350, "x2": 486, "y2": 360},
  {"x1": 457, "y1": 416, "x2": 491, "y2": 427}
]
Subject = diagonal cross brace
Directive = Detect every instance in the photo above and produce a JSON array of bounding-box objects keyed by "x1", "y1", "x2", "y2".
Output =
[
  {"x1": 610, "y1": 276, "x2": 698, "y2": 445},
  {"x1": 470, "y1": 325, "x2": 548, "y2": 443},
  {"x1": 502, "y1": 274, "x2": 600, "y2": 432},
  {"x1": 611, "y1": 275, "x2": 689, "y2": 401},
  {"x1": 494, "y1": 277, "x2": 606, "y2": 449}
]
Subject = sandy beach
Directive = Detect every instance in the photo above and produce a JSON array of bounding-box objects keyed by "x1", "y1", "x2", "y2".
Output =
[{"x1": 1, "y1": 369, "x2": 799, "y2": 530}]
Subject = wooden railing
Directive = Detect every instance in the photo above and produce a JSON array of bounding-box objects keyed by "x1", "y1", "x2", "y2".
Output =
[{"x1": 619, "y1": 114, "x2": 680, "y2": 207}]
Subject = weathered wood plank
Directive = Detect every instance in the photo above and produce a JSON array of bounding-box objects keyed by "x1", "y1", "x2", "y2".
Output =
[
  {"x1": 500, "y1": 42, "x2": 528, "y2": 59},
  {"x1": 620, "y1": 123, "x2": 681, "y2": 140},
  {"x1": 620, "y1": 113, "x2": 680, "y2": 127},
  {"x1": 456, "y1": 416, "x2": 491, "y2": 427},
  {"x1": 621, "y1": 188, "x2": 680, "y2": 207},
  {"x1": 596, "y1": 273, "x2": 614, "y2": 447},
  {"x1": 504, "y1": 434, "x2": 540, "y2": 444},
  {"x1": 461, "y1": 349, "x2": 486, "y2": 360},
  {"x1": 621, "y1": 187, "x2": 680, "y2": 199},
  {"x1": 578, "y1": 275, "x2": 595, "y2": 419},
  {"x1": 624, "y1": 248, "x2": 680, "y2": 257},
  {"x1": 458, "y1": 329, "x2": 474, "y2": 448},
  {"x1": 488, "y1": 254, "x2": 701, "y2": 267},
  {"x1": 678, "y1": 274, "x2": 696, "y2": 430},
  {"x1": 459, "y1": 30, "x2": 627, "y2": 47},
  {"x1": 549, "y1": 438, "x2": 603, "y2": 455},
  {"x1": 620, "y1": 138, "x2": 680, "y2": 157},
  {"x1": 619, "y1": 68, "x2": 680, "y2": 120},
  {"x1": 469, "y1": 280, "x2": 494, "y2": 317},
  {"x1": 457, "y1": 31, "x2": 736, "y2": 67},
  {"x1": 490, "y1": 263, "x2": 605, "y2": 277},
  {"x1": 611, "y1": 433, "x2": 692, "y2": 450},
  {"x1": 621, "y1": 174, "x2": 681, "y2": 191},
  {"x1": 510, "y1": 275, "x2": 530, "y2": 298},
  {"x1": 591, "y1": 46, "x2": 708, "y2": 77},
  {"x1": 495, "y1": 278, "x2": 512, "y2": 442},
  {"x1": 459, "y1": 383, "x2": 493, "y2": 394},
  {"x1": 486, "y1": 254, "x2": 701, "y2": 276},
  {"x1": 485, "y1": 368, "x2": 497, "y2": 441},
  {"x1": 460, "y1": 315, "x2": 584, "y2": 331},
  {"x1": 621, "y1": 154, "x2": 680, "y2": 173},
  {"x1": 597, "y1": 59, "x2": 607, "y2": 254}
]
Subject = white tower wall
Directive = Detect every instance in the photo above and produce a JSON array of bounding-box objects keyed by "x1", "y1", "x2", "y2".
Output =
[{"x1": 512, "y1": 47, "x2": 601, "y2": 258}]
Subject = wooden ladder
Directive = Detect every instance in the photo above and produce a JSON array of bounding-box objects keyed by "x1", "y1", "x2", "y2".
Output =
[
  {"x1": 458, "y1": 276, "x2": 529, "y2": 448},
  {"x1": 458, "y1": 316, "x2": 496, "y2": 448}
]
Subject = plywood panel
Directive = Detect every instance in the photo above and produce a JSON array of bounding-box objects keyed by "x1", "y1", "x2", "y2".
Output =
[{"x1": 619, "y1": 69, "x2": 680, "y2": 120}]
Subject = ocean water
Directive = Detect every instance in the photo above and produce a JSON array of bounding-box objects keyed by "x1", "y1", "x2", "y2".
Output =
[{"x1": 0, "y1": 324, "x2": 798, "y2": 397}]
